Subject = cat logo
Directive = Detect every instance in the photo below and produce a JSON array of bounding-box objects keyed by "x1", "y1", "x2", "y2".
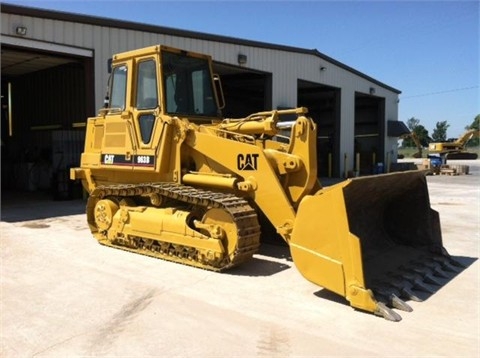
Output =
[
  {"x1": 237, "y1": 153, "x2": 259, "y2": 170},
  {"x1": 104, "y1": 154, "x2": 115, "y2": 164}
]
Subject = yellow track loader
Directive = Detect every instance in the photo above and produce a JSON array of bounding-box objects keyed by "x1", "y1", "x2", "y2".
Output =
[{"x1": 71, "y1": 45, "x2": 461, "y2": 321}]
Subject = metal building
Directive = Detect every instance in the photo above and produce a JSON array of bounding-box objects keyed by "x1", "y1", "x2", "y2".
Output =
[{"x1": 1, "y1": 3, "x2": 406, "y2": 194}]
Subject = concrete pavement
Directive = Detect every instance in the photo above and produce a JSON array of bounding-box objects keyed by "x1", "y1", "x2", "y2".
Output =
[{"x1": 1, "y1": 160, "x2": 478, "y2": 357}]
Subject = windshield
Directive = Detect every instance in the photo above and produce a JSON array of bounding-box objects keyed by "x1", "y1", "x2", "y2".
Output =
[{"x1": 162, "y1": 51, "x2": 218, "y2": 117}]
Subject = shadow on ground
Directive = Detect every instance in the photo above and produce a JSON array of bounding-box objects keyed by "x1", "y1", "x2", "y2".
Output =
[
  {"x1": 227, "y1": 243, "x2": 292, "y2": 277},
  {"x1": 227, "y1": 256, "x2": 291, "y2": 277},
  {"x1": 313, "y1": 255, "x2": 477, "y2": 310},
  {"x1": 1, "y1": 190, "x2": 86, "y2": 222}
]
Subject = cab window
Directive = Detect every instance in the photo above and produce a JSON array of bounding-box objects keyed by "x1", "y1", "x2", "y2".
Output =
[
  {"x1": 136, "y1": 60, "x2": 158, "y2": 109},
  {"x1": 162, "y1": 51, "x2": 217, "y2": 117},
  {"x1": 110, "y1": 65, "x2": 127, "y2": 110},
  {"x1": 136, "y1": 60, "x2": 158, "y2": 144}
]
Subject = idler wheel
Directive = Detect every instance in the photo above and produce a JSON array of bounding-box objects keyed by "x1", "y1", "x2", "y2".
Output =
[
  {"x1": 200, "y1": 208, "x2": 238, "y2": 260},
  {"x1": 94, "y1": 199, "x2": 119, "y2": 231}
]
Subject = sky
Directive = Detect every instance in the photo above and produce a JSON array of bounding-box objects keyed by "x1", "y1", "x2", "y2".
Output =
[{"x1": 4, "y1": 0, "x2": 479, "y2": 138}]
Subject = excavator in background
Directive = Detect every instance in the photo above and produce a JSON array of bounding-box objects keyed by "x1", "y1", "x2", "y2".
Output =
[
  {"x1": 428, "y1": 129, "x2": 480, "y2": 162},
  {"x1": 399, "y1": 132, "x2": 423, "y2": 158},
  {"x1": 71, "y1": 45, "x2": 462, "y2": 321}
]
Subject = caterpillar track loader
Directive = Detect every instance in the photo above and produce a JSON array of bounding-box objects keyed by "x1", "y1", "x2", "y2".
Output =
[{"x1": 71, "y1": 45, "x2": 461, "y2": 321}]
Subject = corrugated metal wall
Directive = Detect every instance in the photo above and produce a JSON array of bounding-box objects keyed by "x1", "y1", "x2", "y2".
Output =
[{"x1": 1, "y1": 9, "x2": 400, "y2": 174}]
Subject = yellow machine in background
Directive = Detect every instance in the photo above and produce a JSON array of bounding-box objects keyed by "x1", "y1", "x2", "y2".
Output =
[
  {"x1": 429, "y1": 129, "x2": 480, "y2": 161},
  {"x1": 71, "y1": 45, "x2": 461, "y2": 321},
  {"x1": 399, "y1": 132, "x2": 423, "y2": 158}
]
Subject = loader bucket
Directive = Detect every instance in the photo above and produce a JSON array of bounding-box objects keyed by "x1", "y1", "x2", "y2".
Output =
[{"x1": 290, "y1": 170, "x2": 458, "y2": 321}]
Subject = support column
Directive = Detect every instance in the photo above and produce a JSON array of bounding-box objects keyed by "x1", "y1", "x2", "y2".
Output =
[{"x1": 339, "y1": 90, "x2": 355, "y2": 177}]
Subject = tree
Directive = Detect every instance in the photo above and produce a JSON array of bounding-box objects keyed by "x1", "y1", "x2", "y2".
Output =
[
  {"x1": 431, "y1": 121, "x2": 450, "y2": 142},
  {"x1": 465, "y1": 114, "x2": 480, "y2": 147},
  {"x1": 465, "y1": 114, "x2": 479, "y2": 131},
  {"x1": 402, "y1": 117, "x2": 429, "y2": 147},
  {"x1": 413, "y1": 125, "x2": 430, "y2": 147},
  {"x1": 406, "y1": 117, "x2": 420, "y2": 131}
]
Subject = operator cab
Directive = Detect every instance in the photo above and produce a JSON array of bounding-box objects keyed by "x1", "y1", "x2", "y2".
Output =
[
  {"x1": 162, "y1": 51, "x2": 221, "y2": 119},
  {"x1": 107, "y1": 45, "x2": 224, "y2": 124}
]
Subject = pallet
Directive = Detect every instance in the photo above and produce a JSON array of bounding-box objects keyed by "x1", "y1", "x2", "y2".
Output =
[{"x1": 440, "y1": 168, "x2": 458, "y2": 176}]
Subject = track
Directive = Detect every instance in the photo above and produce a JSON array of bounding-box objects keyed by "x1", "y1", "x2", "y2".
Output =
[{"x1": 86, "y1": 182, "x2": 261, "y2": 271}]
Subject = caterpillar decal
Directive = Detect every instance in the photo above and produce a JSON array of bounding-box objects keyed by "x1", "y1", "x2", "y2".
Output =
[
  {"x1": 237, "y1": 154, "x2": 259, "y2": 170},
  {"x1": 101, "y1": 154, "x2": 155, "y2": 167}
]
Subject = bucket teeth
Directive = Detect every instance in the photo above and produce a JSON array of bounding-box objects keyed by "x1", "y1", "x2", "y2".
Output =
[
  {"x1": 371, "y1": 283, "x2": 413, "y2": 312},
  {"x1": 383, "y1": 276, "x2": 423, "y2": 302},
  {"x1": 422, "y1": 273, "x2": 443, "y2": 286},
  {"x1": 403, "y1": 266, "x2": 443, "y2": 286},
  {"x1": 392, "y1": 271, "x2": 435, "y2": 293},
  {"x1": 399, "y1": 286, "x2": 423, "y2": 302},
  {"x1": 374, "y1": 274, "x2": 423, "y2": 302},
  {"x1": 432, "y1": 256, "x2": 462, "y2": 273},
  {"x1": 417, "y1": 261, "x2": 450, "y2": 278},
  {"x1": 366, "y1": 253, "x2": 465, "y2": 321},
  {"x1": 390, "y1": 293, "x2": 413, "y2": 312},
  {"x1": 374, "y1": 302, "x2": 402, "y2": 322},
  {"x1": 448, "y1": 257, "x2": 466, "y2": 268}
]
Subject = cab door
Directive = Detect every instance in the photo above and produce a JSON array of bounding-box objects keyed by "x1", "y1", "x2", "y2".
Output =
[
  {"x1": 101, "y1": 61, "x2": 137, "y2": 169},
  {"x1": 131, "y1": 58, "x2": 160, "y2": 171}
]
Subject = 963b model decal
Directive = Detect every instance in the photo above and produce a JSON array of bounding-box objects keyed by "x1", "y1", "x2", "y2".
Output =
[{"x1": 135, "y1": 155, "x2": 154, "y2": 166}]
